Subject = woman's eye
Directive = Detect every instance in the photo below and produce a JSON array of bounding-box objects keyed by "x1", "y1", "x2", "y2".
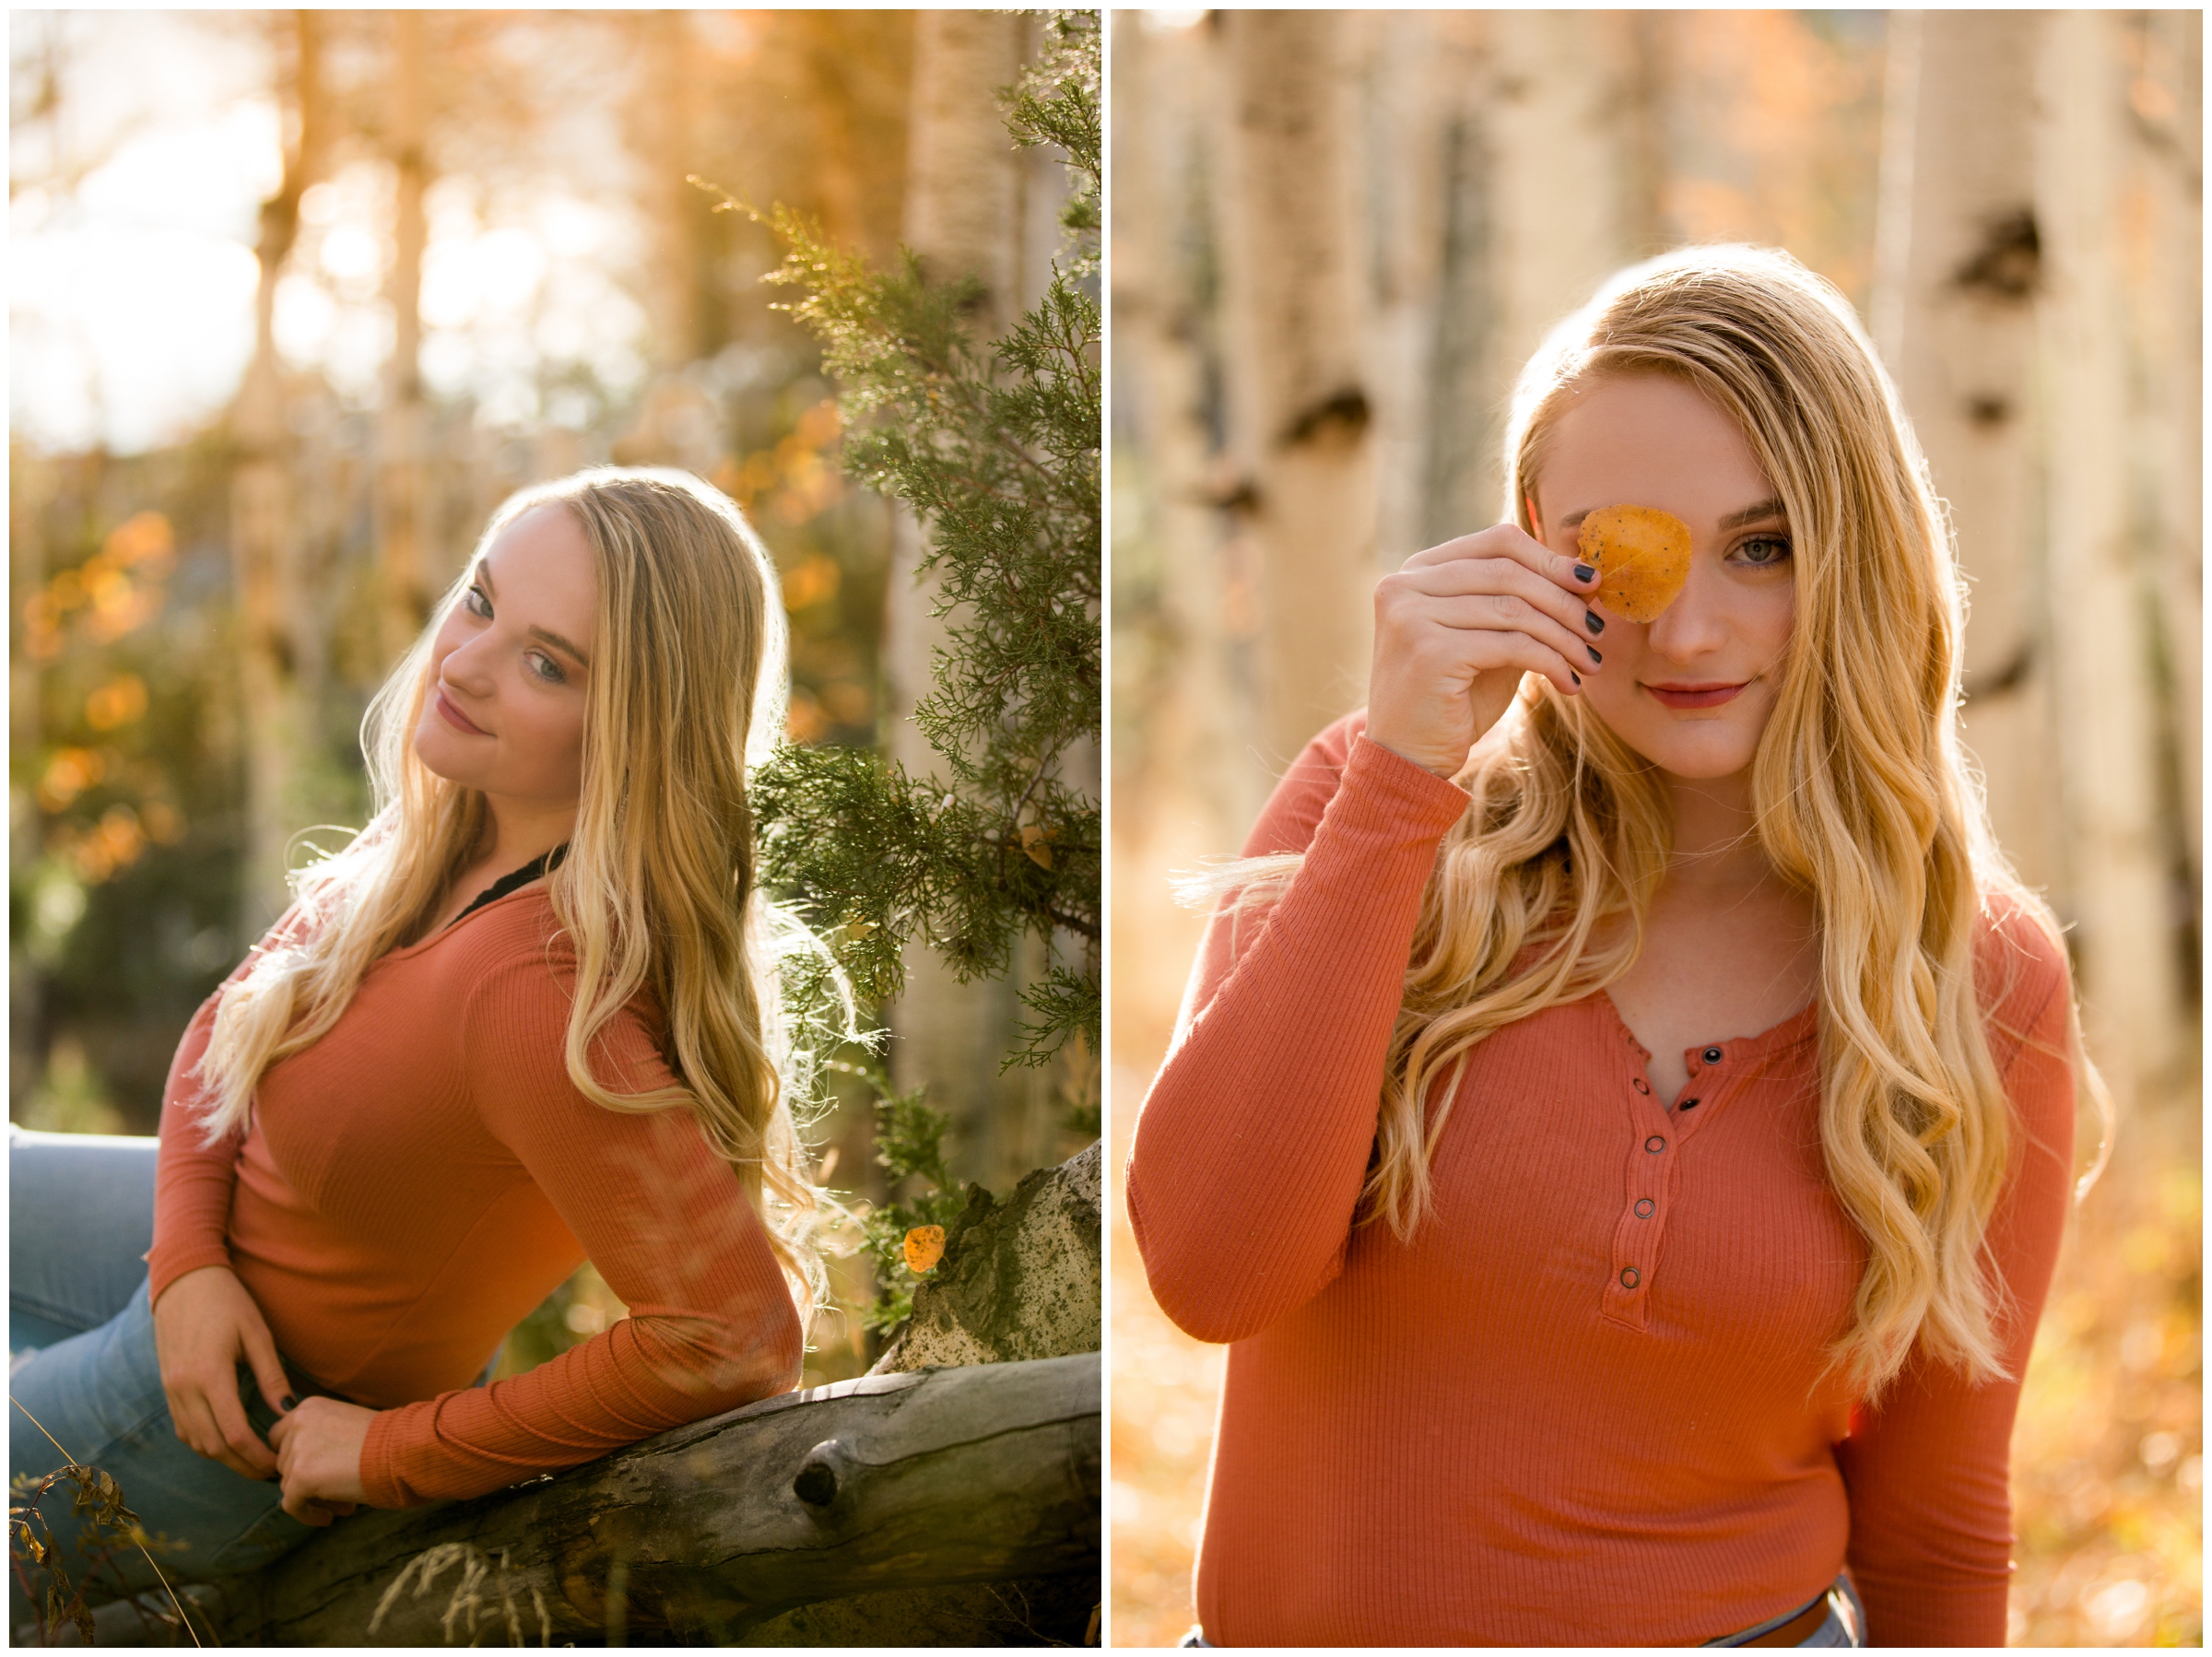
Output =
[
  {"x1": 1735, "y1": 535, "x2": 1792, "y2": 568},
  {"x1": 527, "y1": 652, "x2": 567, "y2": 685},
  {"x1": 464, "y1": 585, "x2": 492, "y2": 618}
]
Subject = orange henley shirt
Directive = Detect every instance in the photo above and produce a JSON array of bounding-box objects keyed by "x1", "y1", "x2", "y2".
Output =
[
  {"x1": 145, "y1": 885, "x2": 804, "y2": 1510},
  {"x1": 1127, "y1": 715, "x2": 2075, "y2": 1646}
]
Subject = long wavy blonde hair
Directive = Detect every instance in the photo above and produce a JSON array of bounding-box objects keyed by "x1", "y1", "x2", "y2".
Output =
[
  {"x1": 1202, "y1": 246, "x2": 2108, "y2": 1399},
  {"x1": 194, "y1": 467, "x2": 840, "y2": 1313}
]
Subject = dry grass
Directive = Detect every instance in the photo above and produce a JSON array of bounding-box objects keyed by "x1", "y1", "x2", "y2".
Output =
[{"x1": 1108, "y1": 1060, "x2": 2202, "y2": 1647}]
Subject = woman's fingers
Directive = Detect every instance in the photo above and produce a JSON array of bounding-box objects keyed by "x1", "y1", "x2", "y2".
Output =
[
  {"x1": 1403, "y1": 523, "x2": 1598, "y2": 596},
  {"x1": 1411, "y1": 591, "x2": 1603, "y2": 683},
  {"x1": 206, "y1": 1374, "x2": 279, "y2": 1480},
  {"x1": 1394, "y1": 552, "x2": 1604, "y2": 640},
  {"x1": 171, "y1": 1389, "x2": 269, "y2": 1482},
  {"x1": 239, "y1": 1318, "x2": 297, "y2": 1420},
  {"x1": 282, "y1": 1486, "x2": 338, "y2": 1527},
  {"x1": 1452, "y1": 624, "x2": 1584, "y2": 699}
]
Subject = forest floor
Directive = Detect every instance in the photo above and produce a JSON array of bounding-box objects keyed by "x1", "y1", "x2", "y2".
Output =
[{"x1": 1108, "y1": 1053, "x2": 2202, "y2": 1648}]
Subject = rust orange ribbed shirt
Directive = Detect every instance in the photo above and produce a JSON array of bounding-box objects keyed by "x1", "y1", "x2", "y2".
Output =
[
  {"x1": 146, "y1": 887, "x2": 804, "y2": 1510},
  {"x1": 1126, "y1": 715, "x2": 2075, "y2": 1646}
]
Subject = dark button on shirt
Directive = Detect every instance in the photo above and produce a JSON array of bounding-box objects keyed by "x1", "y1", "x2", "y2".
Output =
[
  {"x1": 1644, "y1": 1134, "x2": 1665, "y2": 1154},
  {"x1": 1634, "y1": 1198, "x2": 1655, "y2": 1218},
  {"x1": 1702, "y1": 1046, "x2": 1724, "y2": 1064},
  {"x1": 1618, "y1": 1266, "x2": 1641, "y2": 1289},
  {"x1": 1632, "y1": 1078, "x2": 1651, "y2": 1095}
]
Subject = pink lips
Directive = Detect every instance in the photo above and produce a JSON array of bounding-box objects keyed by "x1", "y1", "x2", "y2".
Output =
[
  {"x1": 1643, "y1": 681, "x2": 1747, "y2": 711},
  {"x1": 435, "y1": 688, "x2": 489, "y2": 735}
]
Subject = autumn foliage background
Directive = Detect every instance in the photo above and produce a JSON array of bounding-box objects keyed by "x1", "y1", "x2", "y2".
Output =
[{"x1": 1110, "y1": 10, "x2": 2200, "y2": 1647}]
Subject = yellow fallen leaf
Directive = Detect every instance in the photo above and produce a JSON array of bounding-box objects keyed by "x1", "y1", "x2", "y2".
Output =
[
  {"x1": 1578, "y1": 503, "x2": 1693, "y2": 624},
  {"x1": 1019, "y1": 823, "x2": 1054, "y2": 869},
  {"x1": 902, "y1": 1225, "x2": 946, "y2": 1273}
]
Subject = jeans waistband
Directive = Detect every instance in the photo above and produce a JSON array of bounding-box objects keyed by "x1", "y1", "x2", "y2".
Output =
[{"x1": 1176, "y1": 1575, "x2": 1867, "y2": 1648}]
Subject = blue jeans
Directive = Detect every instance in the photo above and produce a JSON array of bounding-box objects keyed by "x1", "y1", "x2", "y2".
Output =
[{"x1": 8, "y1": 1128, "x2": 318, "y2": 1625}]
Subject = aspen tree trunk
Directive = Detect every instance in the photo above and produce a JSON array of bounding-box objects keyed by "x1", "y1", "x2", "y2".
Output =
[
  {"x1": 1108, "y1": 13, "x2": 1265, "y2": 1080},
  {"x1": 1359, "y1": 11, "x2": 1455, "y2": 575},
  {"x1": 1870, "y1": 11, "x2": 2059, "y2": 897},
  {"x1": 375, "y1": 9, "x2": 432, "y2": 671},
  {"x1": 2127, "y1": 10, "x2": 2203, "y2": 934},
  {"x1": 882, "y1": 11, "x2": 1041, "y2": 1193},
  {"x1": 1421, "y1": 14, "x2": 1506, "y2": 548},
  {"x1": 1477, "y1": 10, "x2": 1634, "y2": 520},
  {"x1": 232, "y1": 11, "x2": 328, "y2": 932},
  {"x1": 1211, "y1": 8, "x2": 1378, "y2": 765},
  {"x1": 2033, "y1": 10, "x2": 2183, "y2": 1090}
]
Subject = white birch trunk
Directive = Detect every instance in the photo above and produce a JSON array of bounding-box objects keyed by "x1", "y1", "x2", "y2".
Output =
[
  {"x1": 1211, "y1": 9, "x2": 1378, "y2": 764},
  {"x1": 2033, "y1": 10, "x2": 2183, "y2": 1090},
  {"x1": 1106, "y1": 14, "x2": 1265, "y2": 1080},
  {"x1": 1870, "y1": 12, "x2": 2059, "y2": 897},
  {"x1": 2126, "y1": 11, "x2": 2203, "y2": 918},
  {"x1": 1481, "y1": 11, "x2": 1634, "y2": 518}
]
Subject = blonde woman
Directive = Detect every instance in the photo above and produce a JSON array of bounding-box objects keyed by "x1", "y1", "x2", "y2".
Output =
[
  {"x1": 10, "y1": 469, "x2": 824, "y2": 1616},
  {"x1": 1128, "y1": 247, "x2": 2102, "y2": 1647}
]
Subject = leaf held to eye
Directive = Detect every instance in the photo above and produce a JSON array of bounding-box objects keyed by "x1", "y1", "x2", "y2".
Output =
[
  {"x1": 902, "y1": 1225, "x2": 946, "y2": 1273},
  {"x1": 1578, "y1": 504, "x2": 1692, "y2": 624}
]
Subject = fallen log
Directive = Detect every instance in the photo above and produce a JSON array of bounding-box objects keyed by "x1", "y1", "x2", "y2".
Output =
[{"x1": 186, "y1": 1353, "x2": 1098, "y2": 1646}]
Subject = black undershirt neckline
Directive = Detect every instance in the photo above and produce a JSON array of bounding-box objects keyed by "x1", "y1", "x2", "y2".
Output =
[{"x1": 444, "y1": 841, "x2": 571, "y2": 930}]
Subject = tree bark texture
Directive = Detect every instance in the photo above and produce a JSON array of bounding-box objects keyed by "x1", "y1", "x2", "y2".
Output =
[
  {"x1": 2126, "y1": 10, "x2": 2203, "y2": 940},
  {"x1": 2033, "y1": 11, "x2": 2185, "y2": 1089},
  {"x1": 1211, "y1": 9, "x2": 1379, "y2": 766},
  {"x1": 186, "y1": 1355, "x2": 1098, "y2": 1646},
  {"x1": 1871, "y1": 12, "x2": 2059, "y2": 898}
]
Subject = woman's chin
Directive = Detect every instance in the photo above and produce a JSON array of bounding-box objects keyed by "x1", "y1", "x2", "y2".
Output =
[
  {"x1": 1606, "y1": 723, "x2": 1763, "y2": 782},
  {"x1": 412, "y1": 723, "x2": 480, "y2": 789}
]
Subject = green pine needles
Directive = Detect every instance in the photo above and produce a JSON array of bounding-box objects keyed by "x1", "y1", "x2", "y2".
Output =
[{"x1": 735, "y1": 10, "x2": 1101, "y2": 1072}]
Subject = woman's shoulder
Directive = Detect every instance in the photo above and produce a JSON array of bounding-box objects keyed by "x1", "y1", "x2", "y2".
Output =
[{"x1": 1967, "y1": 883, "x2": 2073, "y2": 1070}]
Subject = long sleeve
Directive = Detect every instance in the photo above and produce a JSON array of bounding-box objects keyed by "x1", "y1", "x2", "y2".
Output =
[
  {"x1": 145, "y1": 905, "x2": 312, "y2": 1307},
  {"x1": 357, "y1": 951, "x2": 805, "y2": 1508},
  {"x1": 1834, "y1": 906, "x2": 2077, "y2": 1645},
  {"x1": 1125, "y1": 714, "x2": 1469, "y2": 1343}
]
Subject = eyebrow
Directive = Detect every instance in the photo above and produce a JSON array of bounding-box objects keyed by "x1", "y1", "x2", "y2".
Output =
[
  {"x1": 472, "y1": 558, "x2": 593, "y2": 667},
  {"x1": 1556, "y1": 498, "x2": 1788, "y2": 533}
]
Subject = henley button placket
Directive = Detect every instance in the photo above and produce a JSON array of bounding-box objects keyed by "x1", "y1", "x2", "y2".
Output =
[{"x1": 1606, "y1": 1060, "x2": 1668, "y2": 1328}]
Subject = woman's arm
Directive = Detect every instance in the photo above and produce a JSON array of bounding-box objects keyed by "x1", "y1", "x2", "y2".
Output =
[
  {"x1": 146, "y1": 902, "x2": 316, "y2": 1302},
  {"x1": 1832, "y1": 909, "x2": 2077, "y2": 1644},
  {"x1": 357, "y1": 954, "x2": 805, "y2": 1509},
  {"x1": 1125, "y1": 714, "x2": 1469, "y2": 1344}
]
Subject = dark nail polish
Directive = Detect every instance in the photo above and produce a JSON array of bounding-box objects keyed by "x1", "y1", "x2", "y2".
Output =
[
  {"x1": 1584, "y1": 610, "x2": 1605, "y2": 635},
  {"x1": 1586, "y1": 645, "x2": 1603, "y2": 665},
  {"x1": 280, "y1": 1395, "x2": 298, "y2": 1413},
  {"x1": 1573, "y1": 563, "x2": 1597, "y2": 583},
  {"x1": 1570, "y1": 670, "x2": 1583, "y2": 687}
]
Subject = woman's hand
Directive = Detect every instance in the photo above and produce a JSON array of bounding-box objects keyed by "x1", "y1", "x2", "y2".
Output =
[
  {"x1": 150, "y1": 1264, "x2": 295, "y2": 1482},
  {"x1": 1366, "y1": 523, "x2": 1605, "y2": 776},
  {"x1": 268, "y1": 1397, "x2": 373, "y2": 1525}
]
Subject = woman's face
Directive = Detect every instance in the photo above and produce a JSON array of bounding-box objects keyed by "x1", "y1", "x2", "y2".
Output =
[
  {"x1": 1528, "y1": 373, "x2": 1795, "y2": 783},
  {"x1": 413, "y1": 502, "x2": 598, "y2": 808}
]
